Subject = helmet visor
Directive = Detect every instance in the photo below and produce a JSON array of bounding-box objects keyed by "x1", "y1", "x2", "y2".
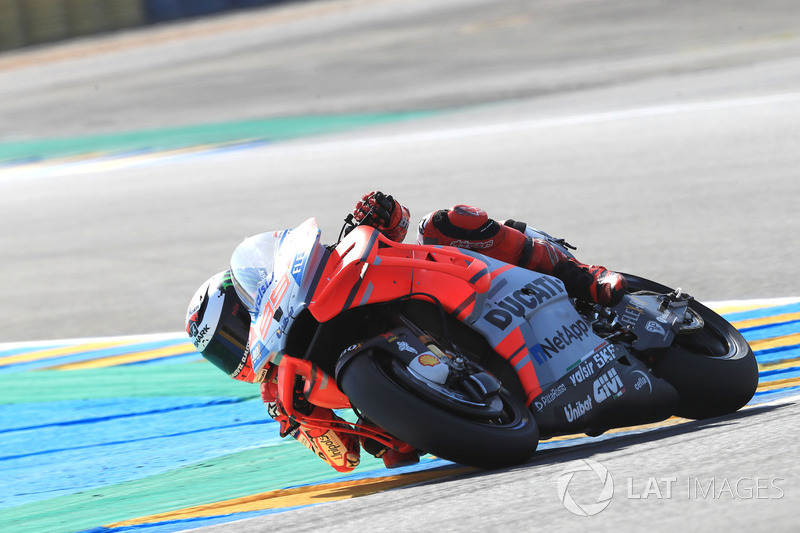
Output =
[{"x1": 202, "y1": 306, "x2": 253, "y2": 380}]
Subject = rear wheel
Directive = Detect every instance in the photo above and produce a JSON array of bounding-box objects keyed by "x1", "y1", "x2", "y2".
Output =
[
  {"x1": 338, "y1": 350, "x2": 539, "y2": 469},
  {"x1": 624, "y1": 274, "x2": 758, "y2": 419}
]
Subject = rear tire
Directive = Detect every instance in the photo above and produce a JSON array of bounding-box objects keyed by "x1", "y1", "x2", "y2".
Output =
[
  {"x1": 338, "y1": 350, "x2": 539, "y2": 469},
  {"x1": 623, "y1": 274, "x2": 758, "y2": 419}
]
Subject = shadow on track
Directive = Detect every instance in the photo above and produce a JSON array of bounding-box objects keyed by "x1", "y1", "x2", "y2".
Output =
[{"x1": 388, "y1": 402, "x2": 792, "y2": 490}]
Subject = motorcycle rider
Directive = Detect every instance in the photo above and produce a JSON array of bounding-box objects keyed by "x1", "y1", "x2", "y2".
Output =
[
  {"x1": 353, "y1": 191, "x2": 627, "y2": 307},
  {"x1": 185, "y1": 192, "x2": 628, "y2": 473}
]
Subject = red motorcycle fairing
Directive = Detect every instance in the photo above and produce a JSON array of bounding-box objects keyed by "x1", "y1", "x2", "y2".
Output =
[
  {"x1": 308, "y1": 225, "x2": 492, "y2": 323},
  {"x1": 302, "y1": 225, "x2": 548, "y2": 405},
  {"x1": 274, "y1": 225, "x2": 589, "y2": 448}
]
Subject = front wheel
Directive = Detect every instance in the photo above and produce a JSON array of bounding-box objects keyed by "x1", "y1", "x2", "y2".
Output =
[
  {"x1": 624, "y1": 274, "x2": 758, "y2": 420},
  {"x1": 338, "y1": 351, "x2": 539, "y2": 469}
]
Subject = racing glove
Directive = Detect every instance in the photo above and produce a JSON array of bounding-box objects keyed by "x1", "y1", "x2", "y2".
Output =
[{"x1": 352, "y1": 191, "x2": 411, "y2": 242}]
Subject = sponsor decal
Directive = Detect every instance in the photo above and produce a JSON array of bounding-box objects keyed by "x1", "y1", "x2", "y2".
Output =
[
  {"x1": 417, "y1": 218, "x2": 428, "y2": 240},
  {"x1": 646, "y1": 321, "x2": 667, "y2": 336},
  {"x1": 253, "y1": 367, "x2": 270, "y2": 383},
  {"x1": 291, "y1": 249, "x2": 307, "y2": 284},
  {"x1": 529, "y1": 343, "x2": 548, "y2": 365},
  {"x1": 484, "y1": 277, "x2": 565, "y2": 330},
  {"x1": 249, "y1": 339, "x2": 264, "y2": 369},
  {"x1": 449, "y1": 239, "x2": 494, "y2": 249},
  {"x1": 276, "y1": 309, "x2": 291, "y2": 339},
  {"x1": 454, "y1": 205, "x2": 485, "y2": 217},
  {"x1": 632, "y1": 369, "x2": 653, "y2": 393},
  {"x1": 339, "y1": 343, "x2": 363, "y2": 357},
  {"x1": 379, "y1": 332, "x2": 398, "y2": 342},
  {"x1": 417, "y1": 354, "x2": 441, "y2": 367},
  {"x1": 568, "y1": 360, "x2": 595, "y2": 386},
  {"x1": 564, "y1": 394, "x2": 593, "y2": 422},
  {"x1": 565, "y1": 345, "x2": 615, "y2": 384},
  {"x1": 309, "y1": 429, "x2": 360, "y2": 469},
  {"x1": 655, "y1": 309, "x2": 673, "y2": 324},
  {"x1": 316, "y1": 431, "x2": 344, "y2": 459},
  {"x1": 619, "y1": 298, "x2": 646, "y2": 328},
  {"x1": 230, "y1": 351, "x2": 249, "y2": 377},
  {"x1": 255, "y1": 271, "x2": 292, "y2": 343},
  {"x1": 540, "y1": 319, "x2": 591, "y2": 360},
  {"x1": 189, "y1": 323, "x2": 210, "y2": 349},
  {"x1": 347, "y1": 456, "x2": 360, "y2": 469},
  {"x1": 255, "y1": 281, "x2": 270, "y2": 310},
  {"x1": 534, "y1": 383, "x2": 567, "y2": 411},
  {"x1": 592, "y1": 345, "x2": 616, "y2": 369},
  {"x1": 593, "y1": 368, "x2": 625, "y2": 402},
  {"x1": 397, "y1": 341, "x2": 418, "y2": 354}
]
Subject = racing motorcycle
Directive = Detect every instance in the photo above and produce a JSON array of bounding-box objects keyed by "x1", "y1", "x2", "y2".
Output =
[{"x1": 230, "y1": 217, "x2": 757, "y2": 469}]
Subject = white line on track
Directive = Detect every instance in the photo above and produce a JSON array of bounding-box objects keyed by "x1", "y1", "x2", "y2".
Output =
[
  {"x1": 3, "y1": 91, "x2": 800, "y2": 180},
  {"x1": 707, "y1": 296, "x2": 800, "y2": 310},
  {"x1": 0, "y1": 331, "x2": 187, "y2": 350},
  {"x1": 272, "y1": 91, "x2": 800, "y2": 153}
]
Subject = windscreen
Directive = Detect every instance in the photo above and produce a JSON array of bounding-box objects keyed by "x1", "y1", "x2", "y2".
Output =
[{"x1": 229, "y1": 231, "x2": 282, "y2": 311}]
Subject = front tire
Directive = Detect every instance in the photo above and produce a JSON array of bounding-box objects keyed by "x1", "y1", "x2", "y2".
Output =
[
  {"x1": 338, "y1": 350, "x2": 539, "y2": 469},
  {"x1": 624, "y1": 274, "x2": 758, "y2": 419}
]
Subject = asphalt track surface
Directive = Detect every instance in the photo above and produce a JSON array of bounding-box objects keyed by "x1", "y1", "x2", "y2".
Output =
[
  {"x1": 1, "y1": 310, "x2": 798, "y2": 533},
  {"x1": 1, "y1": 0, "x2": 799, "y2": 531}
]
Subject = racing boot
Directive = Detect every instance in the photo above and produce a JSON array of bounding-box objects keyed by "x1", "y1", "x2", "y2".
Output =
[
  {"x1": 551, "y1": 258, "x2": 628, "y2": 307},
  {"x1": 514, "y1": 230, "x2": 627, "y2": 306},
  {"x1": 380, "y1": 448, "x2": 422, "y2": 469},
  {"x1": 494, "y1": 219, "x2": 627, "y2": 306}
]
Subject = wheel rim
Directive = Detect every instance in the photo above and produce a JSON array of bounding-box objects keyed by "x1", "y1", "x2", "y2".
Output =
[
  {"x1": 672, "y1": 305, "x2": 737, "y2": 359},
  {"x1": 384, "y1": 356, "x2": 528, "y2": 426}
]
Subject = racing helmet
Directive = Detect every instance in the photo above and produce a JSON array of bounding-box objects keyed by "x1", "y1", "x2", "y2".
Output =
[{"x1": 185, "y1": 271, "x2": 258, "y2": 382}]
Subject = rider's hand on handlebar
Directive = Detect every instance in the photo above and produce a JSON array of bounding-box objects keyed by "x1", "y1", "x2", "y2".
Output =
[{"x1": 352, "y1": 191, "x2": 410, "y2": 242}]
